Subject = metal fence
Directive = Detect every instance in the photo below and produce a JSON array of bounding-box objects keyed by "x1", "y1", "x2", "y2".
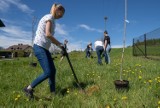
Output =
[{"x1": 133, "y1": 27, "x2": 160, "y2": 59}]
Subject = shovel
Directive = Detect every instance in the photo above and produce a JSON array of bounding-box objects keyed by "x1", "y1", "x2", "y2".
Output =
[{"x1": 61, "y1": 47, "x2": 84, "y2": 91}]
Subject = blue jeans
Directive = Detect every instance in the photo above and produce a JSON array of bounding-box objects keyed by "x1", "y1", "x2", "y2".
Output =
[
  {"x1": 86, "y1": 50, "x2": 91, "y2": 58},
  {"x1": 104, "y1": 45, "x2": 111, "y2": 64},
  {"x1": 31, "y1": 44, "x2": 56, "y2": 92},
  {"x1": 96, "y1": 46, "x2": 104, "y2": 64}
]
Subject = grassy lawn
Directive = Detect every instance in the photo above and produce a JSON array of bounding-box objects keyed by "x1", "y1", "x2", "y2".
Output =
[
  {"x1": 133, "y1": 45, "x2": 160, "y2": 56},
  {"x1": 0, "y1": 48, "x2": 160, "y2": 107}
]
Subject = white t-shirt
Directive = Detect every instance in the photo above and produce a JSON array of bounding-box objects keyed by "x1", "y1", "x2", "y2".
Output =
[
  {"x1": 34, "y1": 14, "x2": 55, "y2": 50},
  {"x1": 94, "y1": 40, "x2": 103, "y2": 48}
]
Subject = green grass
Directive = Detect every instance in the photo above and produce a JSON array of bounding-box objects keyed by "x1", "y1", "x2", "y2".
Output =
[
  {"x1": 133, "y1": 45, "x2": 160, "y2": 56},
  {"x1": 0, "y1": 48, "x2": 160, "y2": 107}
]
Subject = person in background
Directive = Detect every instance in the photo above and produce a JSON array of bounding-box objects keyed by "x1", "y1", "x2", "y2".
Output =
[
  {"x1": 103, "y1": 30, "x2": 111, "y2": 64},
  {"x1": 23, "y1": 3, "x2": 65, "y2": 99},
  {"x1": 94, "y1": 40, "x2": 104, "y2": 65},
  {"x1": 60, "y1": 39, "x2": 68, "y2": 62},
  {"x1": 85, "y1": 42, "x2": 93, "y2": 58},
  {"x1": 94, "y1": 30, "x2": 111, "y2": 65}
]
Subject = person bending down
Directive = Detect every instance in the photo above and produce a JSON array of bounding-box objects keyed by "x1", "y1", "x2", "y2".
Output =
[{"x1": 23, "y1": 3, "x2": 65, "y2": 99}]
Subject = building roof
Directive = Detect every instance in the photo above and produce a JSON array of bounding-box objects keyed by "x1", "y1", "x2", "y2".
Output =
[
  {"x1": 0, "y1": 19, "x2": 5, "y2": 27},
  {"x1": 6, "y1": 44, "x2": 32, "y2": 51}
]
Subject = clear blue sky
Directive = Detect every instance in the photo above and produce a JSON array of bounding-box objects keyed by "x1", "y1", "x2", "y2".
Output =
[{"x1": 0, "y1": 0, "x2": 160, "y2": 51}]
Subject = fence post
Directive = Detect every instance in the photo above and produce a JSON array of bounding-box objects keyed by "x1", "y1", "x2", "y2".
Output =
[{"x1": 144, "y1": 34, "x2": 147, "y2": 57}]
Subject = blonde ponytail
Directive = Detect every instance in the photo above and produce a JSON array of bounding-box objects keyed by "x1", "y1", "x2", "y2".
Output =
[
  {"x1": 50, "y1": 4, "x2": 57, "y2": 15},
  {"x1": 50, "y1": 3, "x2": 65, "y2": 16}
]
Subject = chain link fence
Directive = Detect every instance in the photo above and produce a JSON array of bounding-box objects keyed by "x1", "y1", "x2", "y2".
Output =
[{"x1": 133, "y1": 27, "x2": 160, "y2": 60}]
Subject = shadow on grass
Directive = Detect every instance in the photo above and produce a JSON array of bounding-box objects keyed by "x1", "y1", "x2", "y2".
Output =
[
  {"x1": 58, "y1": 81, "x2": 95, "y2": 96},
  {"x1": 52, "y1": 56, "x2": 58, "y2": 60}
]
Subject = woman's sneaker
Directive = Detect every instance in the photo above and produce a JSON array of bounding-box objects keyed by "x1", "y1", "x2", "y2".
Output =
[{"x1": 23, "y1": 86, "x2": 34, "y2": 99}]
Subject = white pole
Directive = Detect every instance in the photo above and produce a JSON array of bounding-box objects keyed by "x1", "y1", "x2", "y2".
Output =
[{"x1": 120, "y1": 0, "x2": 127, "y2": 81}]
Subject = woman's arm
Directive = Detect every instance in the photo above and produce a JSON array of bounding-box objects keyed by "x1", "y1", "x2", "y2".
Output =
[{"x1": 45, "y1": 20, "x2": 62, "y2": 46}]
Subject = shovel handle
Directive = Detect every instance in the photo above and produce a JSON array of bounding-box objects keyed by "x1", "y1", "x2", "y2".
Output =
[{"x1": 62, "y1": 47, "x2": 80, "y2": 85}]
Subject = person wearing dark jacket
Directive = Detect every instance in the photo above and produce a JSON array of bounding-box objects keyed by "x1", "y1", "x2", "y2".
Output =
[
  {"x1": 85, "y1": 42, "x2": 93, "y2": 58},
  {"x1": 103, "y1": 30, "x2": 111, "y2": 64}
]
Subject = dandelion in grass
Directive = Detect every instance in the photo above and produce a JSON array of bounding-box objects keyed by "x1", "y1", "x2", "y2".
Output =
[
  {"x1": 121, "y1": 96, "x2": 127, "y2": 100},
  {"x1": 105, "y1": 105, "x2": 111, "y2": 108},
  {"x1": 158, "y1": 100, "x2": 160, "y2": 105},
  {"x1": 138, "y1": 76, "x2": 142, "y2": 80},
  {"x1": 113, "y1": 98, "x2": 117, "y2": 101},
  {"x1": 139, "y1": 70, "x2": 142, "y2": 73},
  {"x1": 135, "y1": 64, "x2": 141, "y2": 67},
  {"x1": 17, "y1": 94, "x2": 21, "y2": 98},
  {"x1": 26, "y1": 98, "x2": 29, "y2": 101},
  {"x1": 156, "y1": 77, "x2": 160, "y2": 80},
  {"x1": 67, "y1": 88, "x2": 70, "y2": 93},
  {"x1": 14, "y1": 94, "x2": 21, "y2": 101},
  {"x1": 144, "y1": 81, "x2": 146, "y2": 84},
  {"x1": 148, "y1": 80, "x2": 152, "y2": 83},
  {"x1": 15, "y1": 98, "x2": 18, "y2": 101},
  {"x1": 74, "y1": 92, "x2": 77, "y2": 95}
]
